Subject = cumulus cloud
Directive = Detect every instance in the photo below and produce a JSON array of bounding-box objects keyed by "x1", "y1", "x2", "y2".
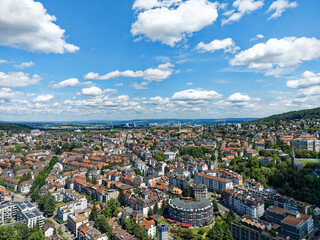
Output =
[
  {"x1": 171, "y1": 89, "x2": 222, "y2": 101},
  {"x1": 80, "y1": 86, "x2": 117, "y2": 97},
  {"x1": 222, "y1": 0, "x2": 264, "y2": 25},
  {"x1": 0, "y1": 88, "x2": 24, "y2": 99},
  {"x1": 0, "y1": 59, "x2": 8, "y2": 64},
  {"x1": 51, "y1": 78, "x2": 81, "y2": 89},
  {"x1": 14, "y1": 61, "x2": 35, "y2": 69},
  {"x1": 85, "y1": 63, "x2": 175, "y2": 89},
  {"x1": 230, "y1": 37, "x2": 320, "y2": 76},
  {"x1": 249, "y1": 34, "x2": 264, "y2": 41},
  {"x1": 195, "y1": 38, "x2": 239, "y2": 53},
  {"x1": 33, "y1": 94, "x2": 54, "y2": 102},
  {"x1": 227, "y1": 92, "x2": 251, "y2": 102},
  {"x1": 0, "y1": 0, "x2": 79, "y2": 53},
  {"x1": 131, "y1": 0, "x2": 218, "y2": 46},
  {"x1": 0, "y1": 72, "x2": 41, "y2": 87},
  {"x1": 267, "y1": 0, "x2": 297, "y2": 20},
  {"x1": 287, "y1": 71, "x2": 320, "y2": 89},
  {"x1": 297, "y1": 86, "x2": 320, "y2": 97}
]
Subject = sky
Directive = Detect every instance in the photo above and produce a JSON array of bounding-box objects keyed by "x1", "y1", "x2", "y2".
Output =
[{"x1": 0, "y1": 0, "x2": 320, "y2": 121}]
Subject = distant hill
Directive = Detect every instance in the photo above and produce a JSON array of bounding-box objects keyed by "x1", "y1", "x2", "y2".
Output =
[
  {"x1": 256, "y1": 107, "x2": 320, "y2": 123},
  {"x1": 0, "y1": 123, "x2": 33, "y2": 133}
]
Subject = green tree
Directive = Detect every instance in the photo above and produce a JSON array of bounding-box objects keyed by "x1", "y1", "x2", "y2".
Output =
[
  {"x1": 89, "y1": 204, "x2": 98, "y2": 221},
  {"x1": 44, "y1": 193, "x2": 56, "y2": 216},
  {"x1": 94, "y1": 215, "x2": 112, "y2": 238}
]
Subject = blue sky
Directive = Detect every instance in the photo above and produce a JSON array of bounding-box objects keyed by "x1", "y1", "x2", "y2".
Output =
[{"x1": 0, "y1": 0, "x2": 319, "y2": 121}]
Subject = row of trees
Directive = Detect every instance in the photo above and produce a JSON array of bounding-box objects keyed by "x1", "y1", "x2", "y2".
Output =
[{"x1": 29, "y1": 156, "x2": 59, "y2": 196}]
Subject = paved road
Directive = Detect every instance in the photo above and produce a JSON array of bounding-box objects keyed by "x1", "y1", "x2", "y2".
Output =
[
  {"x1": 7, "y1": 190, "x2": 27, "y2": 202},
  {"x1": 49, "y1": 216, "x2": 73, "y2": 240}
]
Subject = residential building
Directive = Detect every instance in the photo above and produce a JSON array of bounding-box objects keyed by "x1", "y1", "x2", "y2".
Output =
[
  {"x1": 194, "y1": 173, "x2": 233, "y2": 192},
  {"x1": 157, "y1": 223, "x2": 169, "y2": 240}
]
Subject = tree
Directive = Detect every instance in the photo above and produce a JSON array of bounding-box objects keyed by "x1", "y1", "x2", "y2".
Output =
[
  {"x1": 153, "y1": 202, "x2": 159, "y2": 215},
  {"x1": 182, "y1": 185, "x2": 192, "y2": 198},
  {"x1": 27, "y1": 230, "x2": 45, "y2": 240},
  {"x1": 89, "y1": 204, "x2": 98, "y2": 221},
  {"x1": 94, "y1": 215, "x2": 112, "y2": 238},
  {"x1": 212, "y1": 199, "x2": 219, "y2": 213},
  {"x1": 44, "y1": 193, "x2": 56, "y2": 216}
]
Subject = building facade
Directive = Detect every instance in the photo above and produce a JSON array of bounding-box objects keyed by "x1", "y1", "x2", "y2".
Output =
[{"x1": 168, "y1": 198, "x2": 213, "y2": 226}]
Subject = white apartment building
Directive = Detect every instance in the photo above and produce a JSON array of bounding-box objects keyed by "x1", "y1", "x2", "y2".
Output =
[
  {"x1": 58, "y1": 189, "x2": 87, "y2": 221},
  {"x1": 194, "y1": 173, "x2": 233, "y2": 192}
]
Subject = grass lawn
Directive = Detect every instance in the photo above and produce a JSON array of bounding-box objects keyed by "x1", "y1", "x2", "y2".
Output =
[{"x1": 298, "y1": 159, "x2": 320, "y2": 165}]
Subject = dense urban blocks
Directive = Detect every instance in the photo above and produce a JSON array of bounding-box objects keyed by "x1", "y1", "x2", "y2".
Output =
[{"x1": 168, "y1": 198, "x2": 213, "y2": 226}]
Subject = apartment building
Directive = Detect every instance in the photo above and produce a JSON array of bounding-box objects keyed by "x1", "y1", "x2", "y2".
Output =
[
  {"x1": 194, "y1": 173, "x2": 233, "y2": 192},
  {"x1": 266, "y1": 206, "x2": 314, "y2": 240},
  {"x1": 58, "y1": 189, "x2": 88, "y2": 221},
  {"x1": 223, "y1": 189, "x2": 265, "y2": 218},
  {"x1": 292, "y1": 136, "x2": 320, "y2": 151},
  {"x1": 231, "y1": 216, "x2": 285, "y2": 240},
  {"x1": 0, "y1": 200, "x2": 44, "y2": 228}
]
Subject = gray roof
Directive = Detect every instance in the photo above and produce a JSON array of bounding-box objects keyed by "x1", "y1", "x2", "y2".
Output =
[{"x1": 170, "y1": 198, "x2": 212, "y2": 210}]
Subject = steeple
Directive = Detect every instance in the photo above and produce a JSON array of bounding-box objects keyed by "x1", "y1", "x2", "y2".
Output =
[{"x1": 291, "y1": 143, "x2": 295, "y2": 169}]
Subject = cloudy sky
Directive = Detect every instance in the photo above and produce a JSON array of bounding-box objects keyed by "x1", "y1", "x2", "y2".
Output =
[{"x1": 0, "y1": 0, "x2": 319, "y2": 121}]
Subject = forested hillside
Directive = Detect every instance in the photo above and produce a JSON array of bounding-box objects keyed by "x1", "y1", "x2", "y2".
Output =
[{"x1": 256, "y1": 107, "x2": 320, "y2": 123}]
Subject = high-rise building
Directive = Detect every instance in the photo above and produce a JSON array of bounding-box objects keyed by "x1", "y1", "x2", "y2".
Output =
[{"x1": 157, "y1": 223, "x2": 168, "y2": 240}]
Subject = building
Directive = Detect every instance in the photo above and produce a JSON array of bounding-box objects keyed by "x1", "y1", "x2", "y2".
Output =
[
  {"x1": 157, "y1": 223, "x2": 168, "y2": 240},
  {"x1": 112, "y1": 226, "x2": 137, "y2": 240},
  {"x1": 168, "y1": 198, "x2": 213, "y2": 226},
  {"x1": 163, "y1": 152, "x2": 176, "y2": 160},
  {"x1": 223, "y1": 189, "x2": 265, "y2": 218},
  {"x1": 67, "y1": 211, "x2": 89, "y2": 236},
  {"x1": 58, "y1": 189, "x2": 88, "y2": 221},
  {"x1": 43, "y1": 222, "x2": 55, "y2": 238},
  {"x1": 231, "y1": 216, "x2": 285, "y2": 240},
  {"x1": 0, "y1": 200, "x2": 44, "y2": 228},
  {"x1": 3, "y1": 176, "x2": 19, "y2": 191},
  {"x1": 192, "y1": 183, "x2": 208, "y2": 200},
  {"x1": 140, "y1": 219, "x2": 156, "y2": 237},
  {"x1": 194, "y1": 173, "x2": 233, "y2": 192},
  {"x1": 292, "y1": 137, "x2": 320, "y2": 151},
  {"x1": 266, "y1": 206, "x2": 314, "y2": 240},
  {"x1": 0, "y1": 186, "x2": 11, "y2": 204}
]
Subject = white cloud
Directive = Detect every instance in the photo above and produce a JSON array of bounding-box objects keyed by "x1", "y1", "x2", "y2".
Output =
[
  {"x1": 51, "y1": 78, "x2": 81, "y2": 89},
  {"x1": 249, "y1": 34, "x2": 264, "y2": 41},
  {"x1": 171, "y1": 89, "x2": 222, "y2": 101},
  {"x1": 227, "y1": 92, "x2": 251, "y2": 102},
  {"x1": 80, "y1": 86, "x2": 117, "y2": 97},
  {"x1": 14, "y1": 61, "x2": 35, "y2": 69},
  {"x1": 195, "y1": 38, "x2": 239, "y2": 53},
  {"x1": 33, "y1": 94, "x2": 54, "y2": 102},
  {"x1": 0, "y1": 88, "x2": 24, "y2": 99},
  {"x1": 186, "y1": 82, "x2": 193, "y2": 85},
  {"x1": 297, "y1": 86, "x2": 320, "y2": 97},
  {"x1": 131, "y1": 0, "x2": 218, "y2": 46},
  {"x1": 0, "y1": 59, "x2": 7, "y2": 64},
  {"x1": 115, "y1": 83, "x2": 124, "y2": 87},
  {"x1": 0, "y1": 71, "x2": 41, "y2": 87},
  {"x1": 267, "y1": 0, "x2": 297, "y2": 20},
  {"x1": 287, "y1": 71, "x2": 320, "y2": 89},
  {"x1": 222, "y1": 0, "x2": 264, "y2": 25},
  {"x1": 0, "y1": 0, "x2": 79, "y2": 53},
  {"x1": 230, "y1": 37, "x2": 320, "y2": 76},
  {"x1": 85, "y1": 63, "x2": 175, "y2": 89},
  {"x1": 81, "y1": 86, "x2": 103, "y2": 96}
]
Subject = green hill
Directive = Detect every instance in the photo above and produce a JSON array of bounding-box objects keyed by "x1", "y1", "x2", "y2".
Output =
[
  {"x1": 0, "y1": 123, "x2": 33, "y2": 133},
  {"x1": 256, "y1": 107, "x2": 320, "y2": 123}
]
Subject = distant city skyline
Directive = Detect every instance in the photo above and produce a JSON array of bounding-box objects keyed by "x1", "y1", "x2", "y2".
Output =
[{"x1": 0, "y1": 0, "x2": 319, "y2": 121}]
